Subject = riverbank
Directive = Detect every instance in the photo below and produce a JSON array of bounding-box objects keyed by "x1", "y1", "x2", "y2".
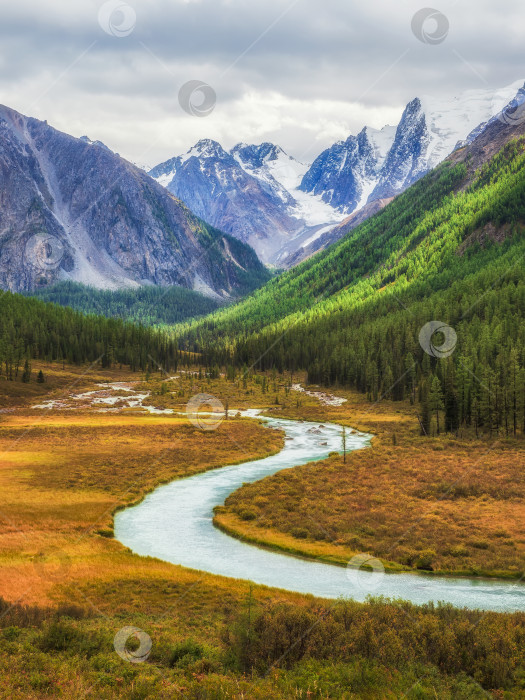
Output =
[
  {"x1": 214, "y1": 510, "x2": 524, "y2": 581},
  {"x1": 215, "y1": 386, "x2": 525, "y2": 582},
  {"x1": 213, "y1": 509, "x2": 410, "y2": 572},
  {"x1": 1, "y1": 364, "x2": 524, "y2": 697}
]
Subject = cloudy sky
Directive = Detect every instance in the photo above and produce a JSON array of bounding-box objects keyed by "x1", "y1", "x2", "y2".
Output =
[{"x1": 1, "y1": 0, "x2": 524, "y2": 167}]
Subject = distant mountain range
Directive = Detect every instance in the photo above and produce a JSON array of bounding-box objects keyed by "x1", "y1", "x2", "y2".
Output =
[
  {"x1": 0, "y1": 80, "x2": 523, "y2": 303},
  {"x1": 0, "y1": 106, "x2": 268, "y2": 298},
  {"x1": 149, "y1": 139, "x2": 341, "y2": 265},
  {"x1": 151, "y1": 80, "x2": 524, "y2": 266},
  {"x1": 177, "y1": 99, "x2": 525, "y2": 383}
]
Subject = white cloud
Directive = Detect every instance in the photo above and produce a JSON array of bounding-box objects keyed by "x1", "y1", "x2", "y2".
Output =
[{"x1": 0, "y1": 0, "x2": 523, "y2": 166}]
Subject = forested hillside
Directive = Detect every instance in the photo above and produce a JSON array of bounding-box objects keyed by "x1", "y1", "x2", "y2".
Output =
[
  {"x1": 0, "y1": 292, "x2": 179, "y2": 377},
  {"x1": 177, "y1": 133, "x2": 525, "y2": 436},
  {"x1": 27, "y1": 282, "x2": 221, "y2": 326}
]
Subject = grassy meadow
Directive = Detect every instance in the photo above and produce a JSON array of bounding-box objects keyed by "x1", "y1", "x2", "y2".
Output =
[
  {"x1": 215, "y1": 386, "x2": 525, "y2": 579},
  {"x1": 0, "y1": 362, "x2": 524, "y2": 698}
]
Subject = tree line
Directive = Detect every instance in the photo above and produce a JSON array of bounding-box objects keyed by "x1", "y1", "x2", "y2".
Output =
[
  {"x1": 26, "y1": 281, "x2": 221, "y2": 326},
  {"x1": 177, "y1": 138, "x2": 525, "y2": 437},
  {"x1": 0, "y1": 291, "x2": 180, "y2": 379}
]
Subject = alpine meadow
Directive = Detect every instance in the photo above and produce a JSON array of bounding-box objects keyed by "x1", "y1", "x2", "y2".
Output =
[{"x1": 0, "y1": 2, "x2": 525, "y2": 699}]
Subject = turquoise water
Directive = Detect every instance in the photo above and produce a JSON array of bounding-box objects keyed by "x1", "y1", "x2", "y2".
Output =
[{"x1": 115, "y1": 411, "x2": 525, "y2": 612}]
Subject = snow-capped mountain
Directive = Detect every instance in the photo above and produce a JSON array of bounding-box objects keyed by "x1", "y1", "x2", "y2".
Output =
[
  {"x1": 231, "y1": 142, "x2": 340, "y2": 227},
  {"x1": 303, "y1": 80, "x2": 524, "y2": 208},
  {"x1": 296, "y1": 93, "x2": 525, "y2": 269},
  {"x1": 150, "y1": 139, "x2": 340, "y2": 264},
  {"x1": 151, "y1": 80, "x2": 525, "y2": 267},
  {"x1": 299, "y1": 125, "x2": 396, "y2": 212},
  {"x1": 463, "y1": 83, "x2": 525, "y2": 142}
]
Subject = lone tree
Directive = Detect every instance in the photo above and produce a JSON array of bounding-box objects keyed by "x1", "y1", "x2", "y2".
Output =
[
  {"x1": 429, "y1": 375, "x2": 445, "y2": 435},
  {"x1": 37, "y1": 370, "x2": 45, "y2": 383},
  {"x1": 342, "y1": 425, "x2": 347, "y2": 463},
  {"x1": 419, "y1": 379, "x2": 431, "y2": 436},
  {"x1": 21, "y1": 359, "x2": 31, "y2": 383}
]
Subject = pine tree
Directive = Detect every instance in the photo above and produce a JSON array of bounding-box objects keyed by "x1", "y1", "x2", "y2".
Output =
[
  {"x1": 21, "y1": 358, "x2": 31, "y2": 383},
  {"x1": 429, "y1": 376, "x2": 444, "y2": 435},
  {"x1": 509, "y1": 348, "x2": 520, "y2": 436},
  {"x1": 444, "y1": 360, "x2": 459, "y2": 434},
  {"x1": 420, "y1": 380, "x2": 431, "y2": 436}
]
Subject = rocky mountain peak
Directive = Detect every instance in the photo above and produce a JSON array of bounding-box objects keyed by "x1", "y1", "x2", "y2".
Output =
[
  {"x1": 232, "y1": 142, "x2": 286, "y2": 168},
  {"x1": 192, "y1": 138, "x2": 227, "y2": 159},
  {"x1": 0, "y1": 106, "x2": 267, "y2": 296},
  {"x1": 79, "y1": 135, "x2": 112, "y2": 152}
]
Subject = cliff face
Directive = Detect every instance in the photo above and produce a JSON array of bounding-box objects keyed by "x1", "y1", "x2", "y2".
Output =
[
  {"x1": 150, "y1": 139, "x2": 310, "y2": 263},
  {"x1": 150, "y1": 81, "x2": 525, "y2": 268},
  {"x1": 0, "y1": 106, "x2": 267, "y2": 297}
]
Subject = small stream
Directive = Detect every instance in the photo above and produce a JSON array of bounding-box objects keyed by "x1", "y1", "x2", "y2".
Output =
[{"x1": 115, "y1": 410, "x2": 525, "y2": 612}]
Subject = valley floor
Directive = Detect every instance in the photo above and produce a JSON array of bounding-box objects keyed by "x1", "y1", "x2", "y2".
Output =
[
  {"x1": 215, "y1": 388, "x2": 525, "y2": 580},
  {"x1": 0, "y1": 363, "x2": 524, "y2": 698}
]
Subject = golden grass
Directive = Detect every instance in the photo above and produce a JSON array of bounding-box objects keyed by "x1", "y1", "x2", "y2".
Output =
[
  {"x1": 215, "y1": 385, "x2": 525, "y2": 579},
  {"x1": 0, "y1": 370, "x2": 285, "y2": 607},
  {"x1": 1, "y1": 365, "x2": 524, "y2": 697}
]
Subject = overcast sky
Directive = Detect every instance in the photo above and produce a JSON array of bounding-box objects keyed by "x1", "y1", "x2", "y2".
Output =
[{"x1": 1, "y1": 0, "x2": 523, "y2": 167}]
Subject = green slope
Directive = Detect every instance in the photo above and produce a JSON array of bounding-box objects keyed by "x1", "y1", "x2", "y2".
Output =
[
  {"x1": 178, "y1": 160, "x2": 469, "y2": 341},
  {"x1": 26, "y1": 281, "x2": 221, "y2": 326},
  {"x1": 178, "y1": 135, "x2": 525, "y2": 436},
  {"x1": 0, "y1": 291, "x2": 179, "y2": 375}
]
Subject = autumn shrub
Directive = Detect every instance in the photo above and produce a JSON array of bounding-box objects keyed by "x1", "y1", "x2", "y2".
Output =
[
  {"x1": 239, "y1": 509, "x2": 257, "y2": 521},
  {"x1": 492, "y1": 530, "x2": 511, "y2": 538},
  {"x1": 38, "y1": 620, "x2": 84, "y2": 652},
  {"x1": 447, "y1": 545, "x2": 470, "y2": 557},
  {"x1": 290, "y1": 527, "x2": 309, "y2": 539},
  {"x1": 55, "y1": 603, "x2": 86, "y2": 619},
  {"x1": 226, "y1": 597, "x2": 525, "y2": 690},
  {"x1": 414, "y1": 549, "x2": 436, "y2": 570},
  {"x1": 169, "y1": 639, "x2": 205, "y2": 667},
  {"x1": 396, "y1": 548, "x2": 418, "y2": 566},
  {"x1": 38, "y1": 620, "x2": 104, "y2": 656}
]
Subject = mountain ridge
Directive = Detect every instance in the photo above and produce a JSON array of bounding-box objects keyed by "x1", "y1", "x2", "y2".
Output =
[
  {"x1": 0, "y1": 105, "x2": 269, "y2": 298},
  {"x1": 151, "y1": 80, "x2": 524, "y2": 267},
  {"x1": 176, "y1": 104, "x2": 525, "y2": 356},
  {"x1": 150, "y1": 137, "x2": 339, "y2": 264}
]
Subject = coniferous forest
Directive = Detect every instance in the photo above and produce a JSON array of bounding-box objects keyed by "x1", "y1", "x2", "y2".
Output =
[
  {"x1": 176, "y1": 138, "x2": 525, "y2": 437},
  {"x1": 0, "y1": 291, "x2": 179, "y2": 376},
  {"x1": 3, "y1": 138, "x2": 525, "y2": 438},
  {"x1": 26, "y1": 281, "x2": 221, "y2": 326}
]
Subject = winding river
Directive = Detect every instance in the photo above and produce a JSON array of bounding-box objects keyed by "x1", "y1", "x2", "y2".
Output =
[{"x1": 115, "y1": 410, "x2": 525, "y2": 612}]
